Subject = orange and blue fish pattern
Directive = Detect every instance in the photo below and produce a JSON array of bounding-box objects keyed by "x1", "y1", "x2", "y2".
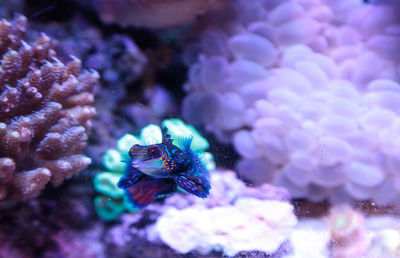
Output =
[{"x1": 118, "y1": 127, "x2": 211, "y2": 208}]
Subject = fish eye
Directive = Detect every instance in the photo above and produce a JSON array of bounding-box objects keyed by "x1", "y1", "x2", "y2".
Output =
[
  {"x1": 148, "y1": 146, "x2": 160, "y2": 158},
  {"x1": 128, "y1": 144, "x2": 141, "y2": 157}
]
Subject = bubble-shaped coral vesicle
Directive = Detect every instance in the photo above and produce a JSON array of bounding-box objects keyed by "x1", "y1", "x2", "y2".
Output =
[{"x1": 182, "y1": 0, "x2": 400, "y2": 205}]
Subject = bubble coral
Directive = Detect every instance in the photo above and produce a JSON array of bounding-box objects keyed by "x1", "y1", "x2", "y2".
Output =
[
  {"x1": 0, "y1": 15, "x2": 98, "y2": 200},
  {"x1": 94, "y1": 118, "x2": 215, "y2": 220},
  {"x1": 94, "y1": 0, "x2": 232, "y2": 28},
  {"x1": 182, "y1": 0, "x2": 400, "y2": 204}
]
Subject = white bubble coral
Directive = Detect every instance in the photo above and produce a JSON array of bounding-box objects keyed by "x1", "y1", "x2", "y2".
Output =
[
  {"x1": 182, "y1": 0, "x2": 400, "y2": 204},
  {"x1": 152, "y1": 198, "x2": 296, "y2": 256}
]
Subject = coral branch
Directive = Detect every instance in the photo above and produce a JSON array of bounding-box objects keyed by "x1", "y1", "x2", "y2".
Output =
[
  {"x1": 44, "y1": 155, "x2": 91, "y2": 185},
  {"x1": 0, "y1": 157, "x2": 15, "y2": 182},
  {"x1": 0, "y1": 15, "x2": 98, "y2": 201},
  {"x1": 12, "y1": 167, "x2": 51, "y2": 199}
]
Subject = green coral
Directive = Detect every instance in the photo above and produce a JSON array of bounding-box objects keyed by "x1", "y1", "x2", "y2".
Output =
[{"x1": 93, "y1": 118, "x2": 215, "y2": 220}]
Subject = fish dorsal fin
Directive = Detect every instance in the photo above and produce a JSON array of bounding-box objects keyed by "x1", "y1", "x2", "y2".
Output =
[
  {"x1": 176, "y1": 135, "x2": 193, "y2": 151},
  {"x1": 162, "y1": 126, "x2": 173, "y2": 145}
]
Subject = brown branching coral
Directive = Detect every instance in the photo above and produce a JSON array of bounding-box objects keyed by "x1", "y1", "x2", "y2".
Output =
[{"x1": 0, "y1": 15, "x2": 98, "y2": 200}]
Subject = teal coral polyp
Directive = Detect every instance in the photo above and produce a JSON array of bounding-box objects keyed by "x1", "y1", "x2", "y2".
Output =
[{"x1": 94, "y1": 119, "x2": 215, "y2": 220}]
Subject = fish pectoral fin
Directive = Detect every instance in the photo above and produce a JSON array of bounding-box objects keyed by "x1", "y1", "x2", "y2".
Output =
[
  {"x1": 125, "y1": 176, "x2": 176, "y2": 208},
  {"x1": 174, "y1": 174, "x2": 210, "y2": 198},
  {"x1": 118, "y1": 177, "x2": 137, "y2": 189},
  {"x1": 117, "y1": 166, "x2": 144, "y2": 189}
]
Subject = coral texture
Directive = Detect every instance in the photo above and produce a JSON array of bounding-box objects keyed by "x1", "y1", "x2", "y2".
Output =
[
  {"x1": 0, "y1": 15, "x2": 97, "y2": 200},
  {"x1": 153, "y1": 199, "x2": 295, "y2": 256},
  {"x1": 368, "y1": 227, "x2": 400, "y2": 257},
  {"x1": 328, "y1": 206, "x2": 371, "y2": 257},
  {"x1": 103, "y1": 170, "x2": 294, "y2": 257},
  {"x1": 162, "y1": 170, "x2": 290, "y2": 209},
  {"x1": 326, "y1": 206, "x2": 400, "y2": 257},
  {"x1": 94, "y1": 0, "x2": 232, "y2": 28},
  {"x1": 147, "y1": 170, "x2": 296, "y2": 256},
  {"x1": 94, "y1": 118, "x2": 215, "y2": 220},
  {"x1": 29, "y1": 15, "x2": 148, "y2": 166},
  {"x1": 182, "y1": 0, "x2": 400, "y2": 204}
]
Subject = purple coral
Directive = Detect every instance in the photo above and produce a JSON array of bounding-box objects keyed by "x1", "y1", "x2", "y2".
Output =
[
  {"x1": 0, "y1": 15, "x2": 97, "y2": 200},
  {"x1": 181, "y1": 0, "x2": 400, "y2": 205}
]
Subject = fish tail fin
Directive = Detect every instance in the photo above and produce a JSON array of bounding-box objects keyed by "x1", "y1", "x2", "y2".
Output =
[{"x1": 124, "y1": 176, "x2": 176, "y2": 208}]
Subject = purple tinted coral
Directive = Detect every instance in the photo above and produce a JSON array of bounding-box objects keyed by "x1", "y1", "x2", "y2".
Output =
[
  {"x1": 182, "y1": 0, "x2": 400, "y2": 205},
  {"x1": 0, "y1": 15, "x2": 98, "y2": 200}
]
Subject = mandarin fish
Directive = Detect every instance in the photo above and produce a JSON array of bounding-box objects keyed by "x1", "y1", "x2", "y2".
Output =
[{"x1": 117, "y1": 127, "x2": 211, "y2": 208}]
